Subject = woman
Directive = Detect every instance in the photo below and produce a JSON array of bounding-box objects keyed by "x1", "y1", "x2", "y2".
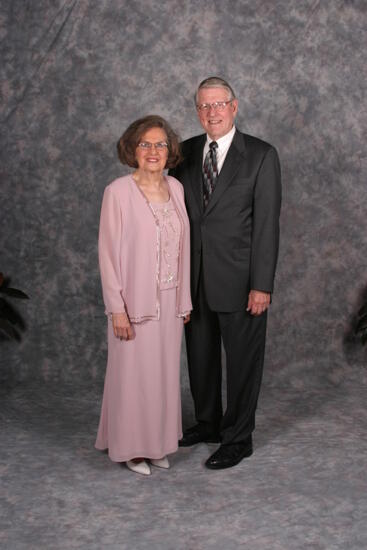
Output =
[{"x1": 95, "y1": 115, "x2": 192, "y2": 476}]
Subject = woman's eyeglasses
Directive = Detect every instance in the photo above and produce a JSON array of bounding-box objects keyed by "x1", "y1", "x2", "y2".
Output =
[{"x1": 138, "y1": 142, "x2": 168, "y2": 150}]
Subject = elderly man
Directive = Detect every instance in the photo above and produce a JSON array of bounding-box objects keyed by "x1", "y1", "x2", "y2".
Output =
[{"x1": 170, "y1": 76, "x2": 281, "y2": 469}]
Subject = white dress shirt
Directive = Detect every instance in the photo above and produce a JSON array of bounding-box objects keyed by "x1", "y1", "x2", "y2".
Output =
[{"x1": 202, "y1": 125, "x2": 236, "y2": 174}]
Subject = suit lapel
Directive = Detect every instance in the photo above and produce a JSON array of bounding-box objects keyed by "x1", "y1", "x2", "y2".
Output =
[
  {"x1": 204, "y1": 130, "x2": 246, "y2": 217},
  {"x1": 188, "y1": 135, "x2": 206, "y2": 215}
]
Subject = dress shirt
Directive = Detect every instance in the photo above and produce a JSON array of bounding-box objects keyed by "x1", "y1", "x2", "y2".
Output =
[{"x1": 202, "y1": 125, "x2": 236, "y2": 174}]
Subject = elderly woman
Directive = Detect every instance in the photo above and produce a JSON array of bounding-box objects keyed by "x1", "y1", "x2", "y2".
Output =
[{"x1": 95, "y1": 115, "x2": 192, "y2": 476}]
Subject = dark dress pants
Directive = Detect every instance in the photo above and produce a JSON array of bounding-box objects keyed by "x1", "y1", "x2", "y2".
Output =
[{"x1": 185, "y1": 274, "x2": 267, "y2": 445}]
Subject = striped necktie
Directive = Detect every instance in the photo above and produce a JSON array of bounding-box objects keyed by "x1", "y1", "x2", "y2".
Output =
[{"x1": 202, "y1": 141, "x2": 218, "y2": 208}]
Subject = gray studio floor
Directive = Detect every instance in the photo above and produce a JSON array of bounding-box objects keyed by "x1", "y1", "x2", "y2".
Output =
[{"x1": 1, "y1": 376, "x2": 366, "y2": 550}]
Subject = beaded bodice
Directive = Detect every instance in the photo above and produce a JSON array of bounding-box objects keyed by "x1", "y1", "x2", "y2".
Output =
[{"x1": 150, "y1": 198, "x2": 181, "y2": 290}]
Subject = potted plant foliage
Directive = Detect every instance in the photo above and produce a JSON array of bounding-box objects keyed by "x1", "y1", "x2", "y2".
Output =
[
  {"x1": 0, "y1": 273, "x2": 29, "y2": 341},
  {"x1": 355, "y1": 301, "x2": 367, "y2": 345}
]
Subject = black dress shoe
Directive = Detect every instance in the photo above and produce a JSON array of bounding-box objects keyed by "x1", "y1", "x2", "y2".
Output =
[
  {"x1": 205, "y1": 439, "x2": 253, "y2": 469},
  {"x1": 179, "y1": 425, "x2": 220, "y2": 447}
]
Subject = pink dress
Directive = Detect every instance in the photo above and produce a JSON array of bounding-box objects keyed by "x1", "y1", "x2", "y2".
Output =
[{"x1": 95, "y1": 193, "x2": 187, "y2": 462}]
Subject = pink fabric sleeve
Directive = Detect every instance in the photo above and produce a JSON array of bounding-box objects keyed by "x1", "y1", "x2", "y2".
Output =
[{"x1": 98, "y1": 185, "x2": 126, "y2": 315}]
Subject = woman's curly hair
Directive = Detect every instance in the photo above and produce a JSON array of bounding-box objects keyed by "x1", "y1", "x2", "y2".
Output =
[{"x1": 117, "y1": 115, "x2": 182, "y2": 169}]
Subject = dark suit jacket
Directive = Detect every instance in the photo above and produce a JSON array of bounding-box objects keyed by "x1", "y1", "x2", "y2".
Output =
[{"x1": 170, "y1": 129, "x2": 281, "y2": 312}]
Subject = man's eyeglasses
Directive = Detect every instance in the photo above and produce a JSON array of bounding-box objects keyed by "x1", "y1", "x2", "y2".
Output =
[
  {"x1": 196, "y1": 100, "x2": 233, "y2": 112},
  {"x1": 138, "y1": 141, "x2": 168, "y2": 150}
]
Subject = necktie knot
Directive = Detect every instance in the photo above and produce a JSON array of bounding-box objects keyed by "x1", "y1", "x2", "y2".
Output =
[{"x1": 209, "y1": 141, "x2": 218, "y2": 151}]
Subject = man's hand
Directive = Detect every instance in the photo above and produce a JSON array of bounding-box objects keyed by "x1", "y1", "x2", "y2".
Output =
[
  {"x1": 112, "y1": 312, "x2": 135, "y2": 340},
  {"x1": 183, "y1": 313, "x2": 191, "y2": 324},
  {"x1": 246, "y1": 290, "x2": 271, "y2": 316}
]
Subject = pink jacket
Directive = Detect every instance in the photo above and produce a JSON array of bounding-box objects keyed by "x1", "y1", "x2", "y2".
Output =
[{"x1": 98, "y1": 174, "x2": 192, "y2": 322}]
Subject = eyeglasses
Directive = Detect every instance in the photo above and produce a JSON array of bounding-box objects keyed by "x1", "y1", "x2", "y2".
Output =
[
  {"x1": 138, "y1": 141, "x2": 168, "y2": 150},
  {"x1": 196, "y1": 100, "x2": 233, "y2": 112}
]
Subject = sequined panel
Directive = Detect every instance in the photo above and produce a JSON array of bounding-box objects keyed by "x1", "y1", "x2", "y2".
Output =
[{"x1": 150, "y1": 198, "x2": 181, "y2": 290}]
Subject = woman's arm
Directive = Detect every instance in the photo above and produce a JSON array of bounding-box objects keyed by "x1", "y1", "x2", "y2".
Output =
[{"x1": 99, "y1": 185, "x2": 134, "y2": 340}]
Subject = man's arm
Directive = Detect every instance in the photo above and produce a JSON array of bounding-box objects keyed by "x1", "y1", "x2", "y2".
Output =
[{"x1": 248, "y1": 146, "x2": 282, "y2": 315}]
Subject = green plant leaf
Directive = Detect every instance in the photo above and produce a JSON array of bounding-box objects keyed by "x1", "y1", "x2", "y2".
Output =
[
  {"x1": 0, "y1": 298, "x2": 25, "y2": 327},
  {"x1": 358, "y1": 303, "x2": 367, "y2": 317},
  {"x1": 0, "y1": 276, "x2": 10, "y2": 289},
  {"x1": 356, "y1": 316, "x2": 367, "y2": 332},
  {"x1": 0, "y1": 318, "x2": 18, "y2": 340},
  {"x1": 0, "y1": 287, "x2": 29, "y2": 299}
]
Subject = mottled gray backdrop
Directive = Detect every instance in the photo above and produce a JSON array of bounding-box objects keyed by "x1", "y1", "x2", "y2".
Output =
[{"x1": 1, "y1": 0, "x2": 367, "y2": 389}]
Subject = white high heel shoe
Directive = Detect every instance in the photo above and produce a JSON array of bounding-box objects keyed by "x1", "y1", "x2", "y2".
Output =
[
  {"x1": 126, "y1": 459, "x2": 151, "y2": 476},
  {"x1": 150, "y1": 456, "x2": 170, "y2": 469}
]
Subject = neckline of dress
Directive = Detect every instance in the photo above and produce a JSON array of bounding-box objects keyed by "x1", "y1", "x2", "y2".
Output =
[
  {"x1": 150, "y1": 196, "x2": 172, "y2": 206},
  {"x1": 130, "y1": 174, "x2": 171, "y2": 205}
]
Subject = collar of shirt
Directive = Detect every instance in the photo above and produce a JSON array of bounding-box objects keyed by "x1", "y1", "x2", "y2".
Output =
[{"x1": 203, "y1": 125, "x2": 236, "y2": 174}]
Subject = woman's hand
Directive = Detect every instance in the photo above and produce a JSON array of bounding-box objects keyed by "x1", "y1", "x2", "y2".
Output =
[
  {"x1": 183, "y1": 313, "x2": 191, "y2": 324},
  {"x1": 112, "y1": 312, "x2": 135, "y2": 340}
]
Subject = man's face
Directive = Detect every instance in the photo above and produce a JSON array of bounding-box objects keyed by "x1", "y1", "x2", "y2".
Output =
[{"x1": 196, "y1": 87, "x2": 238, "y2": 140}]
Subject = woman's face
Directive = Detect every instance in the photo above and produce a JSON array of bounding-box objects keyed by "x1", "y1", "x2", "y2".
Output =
[{"x1": 135, "y1": 127, "x2": 169, "y2": 173}]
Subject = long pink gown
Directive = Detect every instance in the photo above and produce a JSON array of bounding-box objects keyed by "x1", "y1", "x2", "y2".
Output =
[{"x1": 95, "y1": 198, "x2": 183, "y2": 462}]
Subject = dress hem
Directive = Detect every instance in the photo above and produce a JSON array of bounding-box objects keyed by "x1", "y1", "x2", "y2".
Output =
[{"x1": 95, "y1": 439, "x2": 182, "y2": 463}]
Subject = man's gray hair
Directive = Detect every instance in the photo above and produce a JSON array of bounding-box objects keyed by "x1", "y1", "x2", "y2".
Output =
[{"x1": 195, "y1": 76, "x2": 236, "y2": 104}]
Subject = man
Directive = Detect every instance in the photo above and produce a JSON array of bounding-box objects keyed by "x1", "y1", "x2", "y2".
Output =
[{"x1": 169, "y1": 77, "x2": 281, "y2": 469}]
